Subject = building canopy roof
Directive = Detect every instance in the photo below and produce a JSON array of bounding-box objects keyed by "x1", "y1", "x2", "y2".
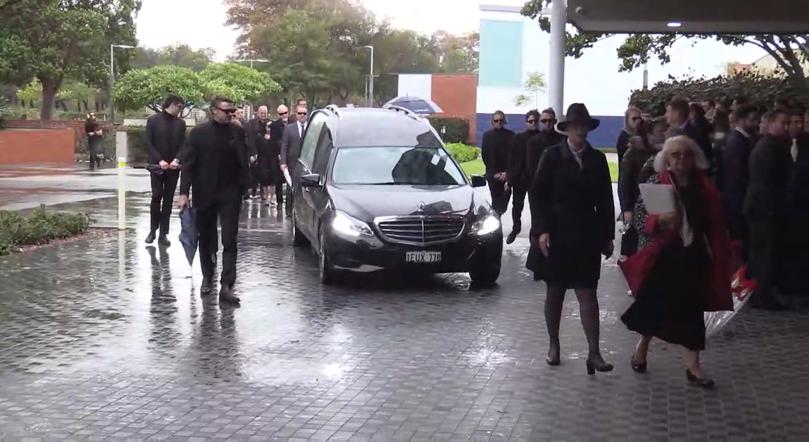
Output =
[{"x1": 567, "y1": 0, "x2": 806, "y2": 34}]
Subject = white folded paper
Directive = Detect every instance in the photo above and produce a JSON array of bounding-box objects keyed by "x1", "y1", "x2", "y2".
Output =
[
  {"x1": 638, "y1": 183, "x2": 676, "y2": 215},
  {"x1": 283, "y1": 168, "x2": 292, "y2": 186}
]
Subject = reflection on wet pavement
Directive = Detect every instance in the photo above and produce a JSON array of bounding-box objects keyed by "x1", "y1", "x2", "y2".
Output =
[{"x1": 0, "y1": 195, "x2": 807, "y2": 440}]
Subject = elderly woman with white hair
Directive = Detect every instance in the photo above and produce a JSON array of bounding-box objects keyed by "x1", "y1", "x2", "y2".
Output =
[{"x1": 620, "y1": 135, "x2": 733, "y2": 389}]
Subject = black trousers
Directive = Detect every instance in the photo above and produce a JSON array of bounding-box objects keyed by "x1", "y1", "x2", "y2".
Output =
[
  {"x1": 274, "y1": 183, "x2": 284, "y2": 205},
  {"x1": 149, "y1": 170, "x2": 180, "y2": 235},
  {"x1": 197, "y1": 188, "x2": 241, "y2": 287},
  {"x1": 511, "y1": 186, "x2": 528, "y2": 230},
  {"x1": 89, "y1": 140, "x2": 102, "y2": 169},
  {"x1": 487, "y1": 177, "x2": 511, "y2": 216},
  {"x1": 748, "y1": 218, "x2": 777, "y2": 303}
]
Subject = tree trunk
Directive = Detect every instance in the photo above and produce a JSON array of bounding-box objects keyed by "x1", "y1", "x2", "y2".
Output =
[{"x1": 38, "y1": 77, "x2": 61, "y2": 121}]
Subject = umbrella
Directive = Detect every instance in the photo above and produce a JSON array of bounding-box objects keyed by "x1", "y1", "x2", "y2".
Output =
[
  {"x1": 384, "y1": 96, "x2": 443, "y2": 115},
  {"x1": 178, "y1": 206, "x2": 198, "y2": 265}
]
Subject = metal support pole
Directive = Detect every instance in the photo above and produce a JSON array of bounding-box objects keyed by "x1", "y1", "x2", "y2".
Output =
[
  {"x1": 549, "y1": 0, "x2": 567, "y2": 116},
  {"x1": 109, "y1": 45, "x2": 115, "y2": 122},
  {"x1": 116, "y1": 130, "x2": 128, "y2": 230},
  {"x1": 369, "y1": 46, "x2": 374, "y2": 108}
]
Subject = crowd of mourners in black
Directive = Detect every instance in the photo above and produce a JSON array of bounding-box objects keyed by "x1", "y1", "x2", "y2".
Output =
[{"x1": 482, "y1": 97, "x2": 809, "y2": 387}]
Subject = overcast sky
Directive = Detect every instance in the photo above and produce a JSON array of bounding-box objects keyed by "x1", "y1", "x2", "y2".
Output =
[{"x1": 135, "y1": 0, "x2": 481, "y2": 60}]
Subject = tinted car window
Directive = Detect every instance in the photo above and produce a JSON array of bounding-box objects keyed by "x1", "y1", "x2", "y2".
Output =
[
  {"x1": 313, "y1": 127, "x2": 332, "y2": 175},
  {"x1": 300, "y1": 113, "x2": 327, "y2": 168},
  {"x1": 331, "y1": 147, "x2": 465, "y2": 185}
]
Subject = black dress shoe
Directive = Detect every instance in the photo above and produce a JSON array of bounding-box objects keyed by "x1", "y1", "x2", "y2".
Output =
[
  {"x1": 506, "y1": 229, "x2": 520, "y2": 244},
  {"x1": 158, "y1": 235, "x2": 171, "y2": 247},
  {"x1": 686, "y1": 369, "x2": 715, "y2": 389},
  {"x1": 219, "y1": 286, "x2": 241, "y2": 305},
  {"x1": 145, "y1": 231, "x2": 156, "y2": 244},
  {"x1": 586, "y1": 357, "x2": 614, "y2": 375},
  {"x1": 546, "y1": 345, "x2": 560, "y2": 366}
]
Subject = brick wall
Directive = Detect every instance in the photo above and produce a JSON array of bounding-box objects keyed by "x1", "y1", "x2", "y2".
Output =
[
  {"x1": 4, "y1": 119, "x2": 113, "y2": 146},
  {"x1": 431, "y1": 74, "x2": 478, "y2": 144},
  {"x1": 0, "y1": 128, "x2": 76, "y2": 164}
]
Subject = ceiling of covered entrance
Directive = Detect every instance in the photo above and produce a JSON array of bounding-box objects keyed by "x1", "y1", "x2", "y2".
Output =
[{"x1": 567, "y1": 0, "x2": 808, "y2": 34}]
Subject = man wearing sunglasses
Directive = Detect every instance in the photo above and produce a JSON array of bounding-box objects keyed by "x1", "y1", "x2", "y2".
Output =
[
  {"x1": 267, "y1": 105, "x2": 290, "y2": 208},
  {"x1": 505, "y1": 110, "x2": 541, "y2": 244},
  {"x1": 481, "y1": 110, "x2": 514, "y2": 217},
  {"x1": 281, "y1": 104, "x2": 308, "y2": 215},
  {"x1": 177, "y1": 96, "x2": 250, "y2": 305}
]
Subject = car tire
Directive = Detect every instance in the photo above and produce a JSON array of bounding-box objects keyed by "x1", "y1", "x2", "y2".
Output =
[
  {"x1": 469, "y1": 261, "x2": 500, "y2": 287},
  {"x1": 292, "y1": 211, "x2": 308, "y2": 247},
  {"x1": 318, "y1": 230, "x2": 338, "y2": 285}
]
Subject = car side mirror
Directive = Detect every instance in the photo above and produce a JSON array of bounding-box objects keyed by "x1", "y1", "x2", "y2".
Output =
[
  {"x1": 301, "y1": 173, "x2": 322, "y2": 188},
  {"x1": 470, "y1": 175, "x2": 487, "y2": 188}
]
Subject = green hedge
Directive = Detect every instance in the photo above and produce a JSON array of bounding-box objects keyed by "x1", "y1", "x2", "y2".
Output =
[
  {"x1": 445, "y1": 142, "x2": 479, "y2": 163},
  {"x1": 428, "y1": 117, "x2": 470, "y2": 143},
  {"x1": 630, "y1": 73, "x2": 809, "y2": 115},
  {"x1": 0, "y1": 207, "x2": 91, "y2": 255}
]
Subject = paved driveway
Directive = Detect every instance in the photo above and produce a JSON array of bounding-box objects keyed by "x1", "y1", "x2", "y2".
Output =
[{"x1": 0, "y1": 195, "x2": 807, "y2": 440}]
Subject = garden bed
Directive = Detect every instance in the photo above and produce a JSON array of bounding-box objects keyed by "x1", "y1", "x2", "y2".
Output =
[{"x1": 0, "y1": 207, "x2": 92, "y2": 255}]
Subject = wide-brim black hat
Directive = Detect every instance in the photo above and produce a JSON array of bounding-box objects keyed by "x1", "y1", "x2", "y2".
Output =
[{"x1": 556, "y1": 103, "x2": 600, "y2": 133}]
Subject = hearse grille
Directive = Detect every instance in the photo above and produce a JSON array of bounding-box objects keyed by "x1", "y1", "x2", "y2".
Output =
[{"x1": 375, "y1": 216, "x2": 465, "y2": 245}]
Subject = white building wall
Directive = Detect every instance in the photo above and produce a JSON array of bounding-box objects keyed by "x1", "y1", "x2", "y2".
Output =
[{"x1": 397, "y1": 74, "x2": 433, "y2": 100}]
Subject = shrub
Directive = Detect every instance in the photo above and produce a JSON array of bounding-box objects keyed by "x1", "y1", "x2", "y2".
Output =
[
  {"x1": 0, "y1": 207, "x2": 91, "y2": 255},
  {"x1": 630, "y1": 73, "x2": 809, "y2": 115},
  {"x1": 445, "y1": 142, "x2": 479, "y2": 163},
  {"x1": 428, "y1": 117, "x2": 470, "y2": 143}
]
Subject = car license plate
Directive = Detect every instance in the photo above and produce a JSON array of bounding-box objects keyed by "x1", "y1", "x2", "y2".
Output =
[{"x1": 405, "y1": 251, "x2": 442, "y2": 263}]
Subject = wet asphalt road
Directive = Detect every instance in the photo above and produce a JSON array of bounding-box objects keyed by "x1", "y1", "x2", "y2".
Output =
[{"x1": 0, "y1": 174, "x2": 808, "y2": 439}]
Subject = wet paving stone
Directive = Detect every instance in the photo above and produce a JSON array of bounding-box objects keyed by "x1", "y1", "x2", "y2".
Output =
[{"x1": 0, "y1": 196, "x2": 808, "y2": 439}]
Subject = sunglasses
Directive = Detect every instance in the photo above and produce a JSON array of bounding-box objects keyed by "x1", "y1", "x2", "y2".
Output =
[
  {"x1": 297, "y1": 112, "x2": 307, "y2": 116},
  {"x1": 279, "y1": 111, "x2": 288, "y2": 116},
  {"x1": 670, "y1": 151, "x2": 695, "y2": 160},
  {"x1": 216, "y1": 107, "x2": 236, "y2": 114},
  {"x1": 492, "y1": 119, "x2": 504, "y2": 123},
  {"x1": 540, "y1": 118, "x2": 555, "y2": 124}
]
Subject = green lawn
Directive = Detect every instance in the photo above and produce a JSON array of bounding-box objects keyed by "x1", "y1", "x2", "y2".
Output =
[{"x1": 461, "y1": 158, "x2": 619, "y2": 183}]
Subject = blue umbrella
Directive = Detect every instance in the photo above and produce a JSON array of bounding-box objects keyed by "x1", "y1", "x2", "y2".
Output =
[
  {"x1": 178, "y1": 206, "x2": 198, "y2": 265},
  {"x1": 384, "y1": 96, "x2": 444, "y2": 115}
]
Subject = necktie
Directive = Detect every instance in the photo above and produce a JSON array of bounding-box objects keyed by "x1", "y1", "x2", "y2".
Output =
[{"x1": 792, "y1": 138, "x2": 799, "y2": 162}]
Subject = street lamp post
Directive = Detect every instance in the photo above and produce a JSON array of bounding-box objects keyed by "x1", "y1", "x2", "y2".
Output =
[
  {"x1": 364, "y1": 45, "x2": 374, "y2": 107},
  {"x1": 235, "y1": 58, "x2": 270, "y2": 69},
  {"x1": 109, "y1": 44, "x2": 135, "y2": 123}
]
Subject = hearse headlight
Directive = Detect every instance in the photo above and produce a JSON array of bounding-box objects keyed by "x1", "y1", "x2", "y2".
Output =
[
  {"x1": 471, "y1": 212, "x2": 501, "y2": 236},
  {"x1": 332, "y1": 211, "x2": 374, "y2": 238}
]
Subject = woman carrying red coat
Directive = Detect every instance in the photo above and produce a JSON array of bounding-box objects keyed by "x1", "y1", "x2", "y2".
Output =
[{"x1": 620, "y1": 135, "x2": 733, "y2": 389}]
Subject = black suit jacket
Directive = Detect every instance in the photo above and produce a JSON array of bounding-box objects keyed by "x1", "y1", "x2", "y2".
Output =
[
  {"x1": 507, "y1": 129, "x2": 539, "y2": 189},
  {"x1": 684, "y1": 121, "x2": 713, "y2": 168},
  {"x1": 281, "y1": 121, "x2": 305, "y2": 167},
  {"x1": 721, "y1": 128, "x2": 754, "y2": 222},
  {"x1": 744, "y1": 134, "x2": 791, "y2": 221},
  {"x1": 526, "y1": 130, "x2": 565, "y2": 193},
  {"x1": 179, "y1": 121, "x2": 249, "y2": 209},
  {"x1": 145, "y1": 111, "x2": 187, "y2": 164}
]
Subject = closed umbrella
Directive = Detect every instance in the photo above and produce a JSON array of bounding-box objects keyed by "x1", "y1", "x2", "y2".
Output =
[
  {"x1": 384, "y1": 96, "x2": 443, "y2": 115},
  {"x1": 178, "y1": 206, "x2": 198, "y2": 265}
]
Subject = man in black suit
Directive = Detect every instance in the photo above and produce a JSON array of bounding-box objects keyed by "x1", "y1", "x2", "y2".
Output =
[
  {"x1": 505, "y1": 110, "x2": 540, "y2": 244},
  {"x1": 145, "y1": 94, "x2": 186, "y2": 247},
  {"x1": 281, "y1": 103, "x2": 308, "y2": 215},
  {"x1": 481, "y1": 110, "x2": 514, "y2": 216},
  {"x1": 666, "y1": 96, "x2": 713, "y2": 169},
  {"x1": 268, "y1": 105, "x2": 290, "y2": 207},
  {"x1": 721, "y1": 104, "x2": 759, "y2": 245},
  {"x1": 177, "y1": 96, "x2": 249, "y2": 305},
  {"x1": 744, "y1": 109, "x2": 791, "y2": 310}
]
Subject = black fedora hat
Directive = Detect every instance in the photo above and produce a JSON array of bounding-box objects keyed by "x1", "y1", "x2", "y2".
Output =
[{"x1": 556, "y1": 103, "x2": 600, "y2": 133}]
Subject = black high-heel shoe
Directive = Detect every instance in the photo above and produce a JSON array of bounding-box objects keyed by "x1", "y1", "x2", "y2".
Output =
[
  {"x1": 686, "y1": 369, "x2": 715, "y2": 389},
  {"x1": 586, "y1": 358, "x2": 614, "y2": 375},
  {"x1": 631, "y1": 355, "x2": 647, "y2": 373}
]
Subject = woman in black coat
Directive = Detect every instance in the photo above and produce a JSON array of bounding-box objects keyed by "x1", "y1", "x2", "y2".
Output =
[
  {"x1": 529, "y1": 103, "x2": 615, "y2": 374},
  {"x1": 255, "y1": 118, "x2": 283, "y2": 206}
]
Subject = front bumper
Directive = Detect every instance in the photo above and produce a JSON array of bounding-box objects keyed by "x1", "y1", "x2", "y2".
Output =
[{"x1": 327, "y1": 229, "x2": 503, "y2": 274}]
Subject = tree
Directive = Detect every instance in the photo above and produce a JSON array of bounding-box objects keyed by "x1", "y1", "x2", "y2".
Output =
[
  {"x1": 113, "y1": 65, "x2": 205, "y2": 114},
  {"x1": 0, "y1": 0, "x2": 140, "y2": 120},
  {"x1": 514, "y1": 71, "x2": 546, "y2": 107},
  {"x1": 431, "y1": 31, "x2": 480, "y2": 73},
  {"x1": 198, "y1": 63, "x2": 281, "y2": 103},
  {"x1": 521, "y1": 0, "x2": 809, "y2": 99},
  {"x1": 131, "y1": 45, "x2": 214, "y2": 71}
]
